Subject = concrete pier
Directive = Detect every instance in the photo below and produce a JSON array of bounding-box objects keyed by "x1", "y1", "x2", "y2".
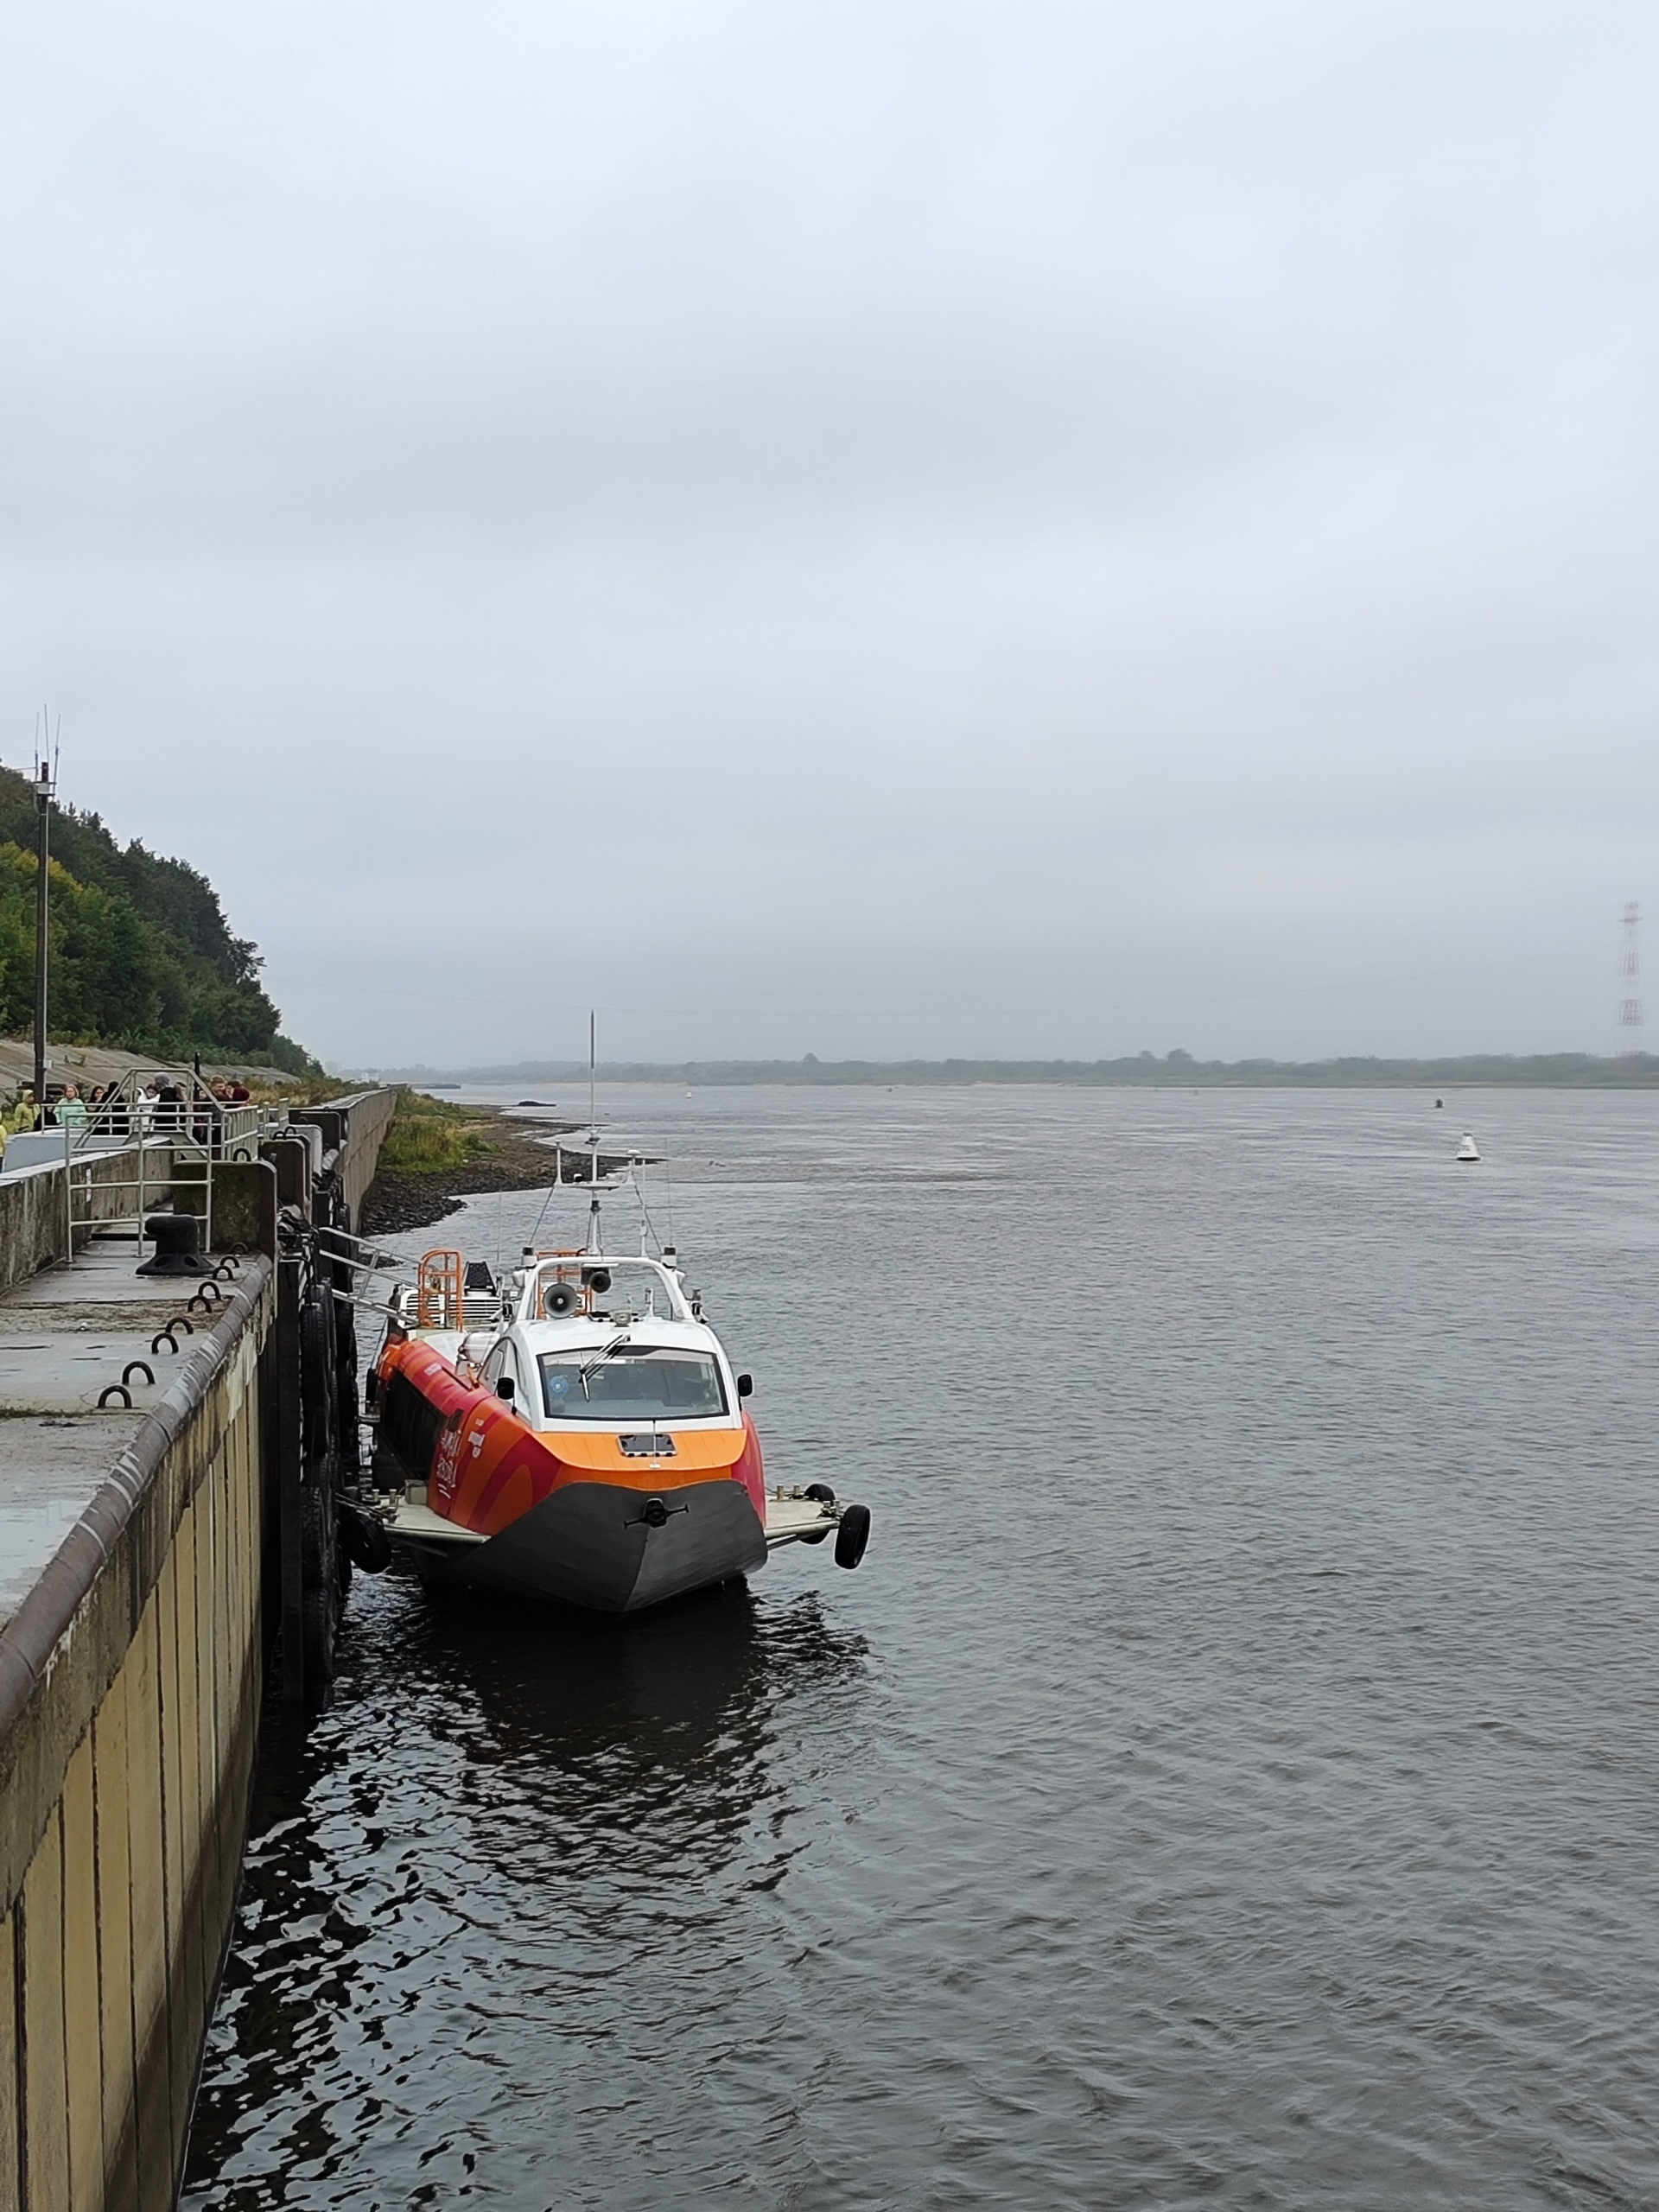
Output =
[{"x1": 0, "y1": 1090, "x2": 398, "y2": 2210}]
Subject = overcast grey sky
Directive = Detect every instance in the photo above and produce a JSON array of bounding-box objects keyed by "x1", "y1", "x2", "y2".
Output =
[{"x1": 3, "y1": 2, "x2": 1656, "y2": 1066}]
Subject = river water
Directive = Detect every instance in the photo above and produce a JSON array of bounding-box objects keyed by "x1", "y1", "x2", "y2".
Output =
[{"x1": 181, "y1": 1084, "x2": 1659, "y2": 2209}]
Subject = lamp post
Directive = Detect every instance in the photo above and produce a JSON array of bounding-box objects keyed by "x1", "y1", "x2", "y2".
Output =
[{"x1": 33, "y1": 754, "x2": 53, "y2": 1127}]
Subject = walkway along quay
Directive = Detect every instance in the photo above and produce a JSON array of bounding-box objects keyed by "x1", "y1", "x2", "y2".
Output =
[{"x1": 0, "y1": 1087, "x2": 398, "y2": 2211}]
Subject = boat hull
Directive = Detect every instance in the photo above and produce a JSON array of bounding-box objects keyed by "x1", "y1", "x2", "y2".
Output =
[
  {"x1": 376, "y1": 1333, "x2": 769, "y2": 1613},
  {"x1": 403, "y1": 1475, "x2": 768, "y2": 1611}
]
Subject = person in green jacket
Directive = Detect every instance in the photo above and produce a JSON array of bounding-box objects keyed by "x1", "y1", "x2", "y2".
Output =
[{"x1": 0, "y1": 1087, "x2": 35, "y2": 1166}]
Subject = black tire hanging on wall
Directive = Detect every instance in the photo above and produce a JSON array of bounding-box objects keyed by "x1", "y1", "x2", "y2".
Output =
[
  {"x1": 301, "y1": 1583, "x2": 334, "y2": 1693},
  {"x1": 300, "y1": 1481, "x2": 336, "y2": 1589},
  {"x1": 301, "y1": 1283, "x2": 338, "y2": 1469},
  {"x1": 331, "y1": 1204, "x2": 361, "y2": 1471},
  {"x1": 299, "y1": 1483, "x2": 323, "y2": 1582}
]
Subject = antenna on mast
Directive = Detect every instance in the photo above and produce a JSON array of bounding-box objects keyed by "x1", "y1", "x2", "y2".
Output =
[
  {"x1": 588, "y1": 1009, "x2": 600, "y2": 1186},
  {"x1": 1619, "y1": 902, "x2": 1644, "y2": 1058}
]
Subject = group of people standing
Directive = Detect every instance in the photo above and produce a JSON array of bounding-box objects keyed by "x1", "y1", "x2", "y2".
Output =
[
  {"x1": 0, "y1": 1071, "x2": 257, "y2": 1165},
  {"x1": 4, "y1": 1079, "x2": 130, "y2": 1134}
]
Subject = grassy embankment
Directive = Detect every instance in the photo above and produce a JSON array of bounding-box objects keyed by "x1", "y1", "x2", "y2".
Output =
[
  {"x1": 374, "y1": 1089, "x2": 496, "y2": 1174},
  {"x1": 359, "y1": 1090, "x2": 633, "y2": 1236}
]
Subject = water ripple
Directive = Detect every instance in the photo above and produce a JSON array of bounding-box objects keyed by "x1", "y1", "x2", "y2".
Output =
[{"x1": 183, "y1": 1088, "x2": 1659, "y2": 2209}]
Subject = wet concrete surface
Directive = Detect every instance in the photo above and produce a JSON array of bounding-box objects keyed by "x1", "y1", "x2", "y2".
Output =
[{"x1": 0, "y1": 1230, "x2": 242, "y2": 1624}]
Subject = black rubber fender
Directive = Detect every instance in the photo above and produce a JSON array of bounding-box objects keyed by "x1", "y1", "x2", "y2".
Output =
[
  {"x1": 801, "y1": 1480, "x2": 836, "y2": 1544},
  {"x1": 339, "y1": 1500, "x2": 392, "y2": 1574},
  {"x1": 301, "y1": 1287, "x2": 338, "y2": 1468},
  {"x1": 834, "y1": 1502, "x2": 871, "y2": 1570},
  {"x1": 300, "y1": 1584, "x2": 334, "y2": 1699},
  {"x1": 300, "y1": 1484, "x2": 334, "y2": 1585}
]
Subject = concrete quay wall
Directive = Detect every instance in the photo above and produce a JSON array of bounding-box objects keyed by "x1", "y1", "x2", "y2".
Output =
[
  {"x1": 0, "y1": 1085, "x2": 401, "y2": 2210},
  {"x1": 290, "y1": 1088, "x2": 401, "y2": 1223},
  {"x1": 0, "y1": 1267, "x2": 272, "y2": 2212},
  {"x1": 0, "y1": 1149, "x2": 183, "y2": 1304}
]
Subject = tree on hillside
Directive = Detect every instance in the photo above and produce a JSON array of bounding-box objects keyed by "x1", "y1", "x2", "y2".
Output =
[
  {"x1": 0, "y1": 766, "x2": 265, "y2": 982},
  {"x1": 0, "y1": 766, "x2": 314, "y2": 1064}
]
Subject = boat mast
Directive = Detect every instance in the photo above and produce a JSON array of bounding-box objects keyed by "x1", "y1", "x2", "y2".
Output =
[{"x1": 587, "y1": 1009, "x2": 601, "y2": 1253}]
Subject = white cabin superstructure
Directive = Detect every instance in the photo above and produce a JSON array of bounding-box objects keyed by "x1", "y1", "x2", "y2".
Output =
[{"x1": 371, "y1": 1205, "x2": 870, "y2": 1611}]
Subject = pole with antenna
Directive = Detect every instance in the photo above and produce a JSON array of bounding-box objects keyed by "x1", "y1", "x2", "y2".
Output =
[
  {"x1": 585, "y1": 1010, "x2": 602, "y2": 1253},
  {"x1": 32, "y1": 715, "x2": 56, "y2": 1128},
  {"x1": 1619, "y1": 902, "x2": 1644, "y2": 1060}
]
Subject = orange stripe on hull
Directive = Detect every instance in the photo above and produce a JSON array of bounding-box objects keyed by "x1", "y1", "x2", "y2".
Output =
[{"x1": 379, "y1": 1337, "x2": 766, "y2": 1539}]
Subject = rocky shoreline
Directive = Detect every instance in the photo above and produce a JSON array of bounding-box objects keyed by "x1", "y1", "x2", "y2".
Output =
[{"x1": 360, "y1": 1110, "x2": 644, "y2": 1236}]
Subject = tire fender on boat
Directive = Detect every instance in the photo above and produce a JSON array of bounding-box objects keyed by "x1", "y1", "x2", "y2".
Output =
[
  {"x1": 801, "y1": 1480, "x2": 836, "y2": 1545},
  {"x1": 834, "y1": 1503, "x2": 871, "y2": 1570},
  {"x1": 339, "y1": 1500, "x2": 393, "y2": 1573}
]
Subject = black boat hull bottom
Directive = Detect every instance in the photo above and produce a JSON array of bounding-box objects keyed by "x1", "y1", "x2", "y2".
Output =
[{"x1": 400, "y1": 1478, "x2": 770, "y2": 1613}]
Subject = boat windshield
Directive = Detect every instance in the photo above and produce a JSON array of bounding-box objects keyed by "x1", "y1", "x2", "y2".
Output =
[{"x1": 538, "y1": 1347, "x2": 728, "y2": 1422}]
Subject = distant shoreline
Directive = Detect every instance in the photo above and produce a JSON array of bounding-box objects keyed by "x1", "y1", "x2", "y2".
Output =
[{"x1": 351, "y1": 1052, "x2": 1659, "y2": 1091}]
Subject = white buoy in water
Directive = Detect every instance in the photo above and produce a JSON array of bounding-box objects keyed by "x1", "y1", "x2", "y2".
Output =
[{"x1": 1456, "y1": 1131, "x2": 1480, "y2": 1163}]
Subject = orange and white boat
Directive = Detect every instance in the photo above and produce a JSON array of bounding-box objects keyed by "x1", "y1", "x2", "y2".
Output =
[{"x1": 369, "y1": 1212, "x2": 870, "y2": 1613}]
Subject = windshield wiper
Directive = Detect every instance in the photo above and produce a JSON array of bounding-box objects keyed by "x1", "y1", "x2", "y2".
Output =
[{"x1": 576, "y1": 1330, "x2": 631, "y2": 1398}]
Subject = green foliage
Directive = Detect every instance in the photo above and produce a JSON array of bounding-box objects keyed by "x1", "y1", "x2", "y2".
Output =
[
  {"x1": 378, "y1": 1090, "x2": 493, "y2": 1174},
  {"x1": 398, "y1": 1090, "x2": 476, "y2": 1123},
  {"x1": 0, "y1": 764, "x2": 298, "y2": 1060},
  {"x1": 265, "y1": 1033, "x2": 321, "y2": 1075}
]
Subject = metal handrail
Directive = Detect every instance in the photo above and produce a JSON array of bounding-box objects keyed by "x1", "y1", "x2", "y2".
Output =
[
  {"x1": 62, "y1": 1090, "x2": 289, "y2": 1255},
  {"x1": 71, "y1": 1069, "x2": 264, "y2": 1153}
]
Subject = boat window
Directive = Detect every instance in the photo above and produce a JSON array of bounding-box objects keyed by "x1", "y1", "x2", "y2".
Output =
[
  {"x1": 484, "y1": 1343, "x2": 522, "y2": 1395},
  {"x1": 537, "y1": 1347, "x2": 727, "y2": 1422}
]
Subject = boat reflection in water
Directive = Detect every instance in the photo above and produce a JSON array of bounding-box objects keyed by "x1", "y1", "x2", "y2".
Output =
[
  {"x1": 181, "y1": 1567, "x2": 870, "y2": 2210},
  {"x1": 416, "y1": 1569, "x2": 801, "y2": 1778}
]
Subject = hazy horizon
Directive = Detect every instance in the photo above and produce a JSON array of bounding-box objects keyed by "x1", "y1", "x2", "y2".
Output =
[
  {"x1": 5, "y1": 3, "x2": 1656, "y2": 1069},
  {"x1": 334, "y1": 1048, "x2": 1659, "y2": 1090}
]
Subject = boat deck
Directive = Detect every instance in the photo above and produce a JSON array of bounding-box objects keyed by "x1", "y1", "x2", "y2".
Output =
[{"x1": 385, "y1": 1484, "x2": 839, "y2": 1548}]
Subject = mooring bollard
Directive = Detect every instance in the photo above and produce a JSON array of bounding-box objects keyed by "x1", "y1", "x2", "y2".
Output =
[{"x1": 137, "y1": 1210, "x2": 204, "y2": 1276}]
